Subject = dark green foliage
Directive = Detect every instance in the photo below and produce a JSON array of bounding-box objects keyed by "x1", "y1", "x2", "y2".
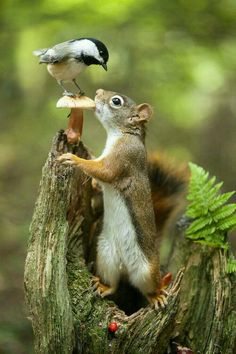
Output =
[{"x1": 185, "y1": 163, "x2": 236, "y2": 249}]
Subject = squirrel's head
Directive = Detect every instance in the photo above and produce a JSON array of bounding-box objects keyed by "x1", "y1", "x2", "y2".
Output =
[{"x1": 95, "y1": 89, "x2": 153, "y2": 134}]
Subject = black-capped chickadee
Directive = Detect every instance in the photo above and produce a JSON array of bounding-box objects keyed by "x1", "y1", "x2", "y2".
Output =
[{"x1": 33, "y1": 37, "x2": 109, "y2": 96}]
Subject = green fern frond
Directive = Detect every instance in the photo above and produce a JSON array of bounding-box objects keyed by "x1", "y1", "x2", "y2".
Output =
[
  {"x1": 186, "y1": 216, "x2": 213, "y2": 234},
  {"x1": 218, "y1": 215, "x2": 236, "y2": 231},
  {"x1": 196, "y1": 238, "x2": 229, "y2": 250},
  {"x1": 187, "y1": 225, "x2": 216, "y2": 239},
  {"x1": 209, "y1": 192, "x2": 235, "y2": 212},
  {"x1": 227, "y1": 258, "x2": 236, "y2": 274},
  {"x1": 185, "y1": 163, "x2": 236, "y2": 249},
  {"x1": 213, "y1": 204, "x2": 236, "y2": 222}
]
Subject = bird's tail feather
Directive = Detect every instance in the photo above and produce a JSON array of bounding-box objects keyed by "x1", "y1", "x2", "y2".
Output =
[{"x1": 32, "y1": 48, "x2": 48, "y2": 57}]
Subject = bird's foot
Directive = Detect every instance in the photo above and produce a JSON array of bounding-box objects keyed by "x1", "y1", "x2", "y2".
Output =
[
  {"x1": 78, "y1": 90, "x2": 85, "y2": 97},
  {"x1": 91, "y1": 276, "x2": 116, "y2": 298},
  {"x1": 63, "y1": 91, "x2": 76, "y2": 97}
]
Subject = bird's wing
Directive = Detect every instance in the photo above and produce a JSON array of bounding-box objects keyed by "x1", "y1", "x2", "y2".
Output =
[{"x1": 33, "y1": 41, "x2": 77, "y2": 64}]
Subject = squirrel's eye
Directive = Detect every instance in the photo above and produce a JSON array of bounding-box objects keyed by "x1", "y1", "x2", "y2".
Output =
[{"x1": 110, "y1": 95, "x2": 124, "y2": 109}]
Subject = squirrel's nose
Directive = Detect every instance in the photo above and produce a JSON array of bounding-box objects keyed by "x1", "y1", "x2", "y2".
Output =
[{"x1": 96, "y1": 89, "x2": 104, "y2": 97}]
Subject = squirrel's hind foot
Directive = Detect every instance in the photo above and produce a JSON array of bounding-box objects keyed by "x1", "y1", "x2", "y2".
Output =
[
  {"x1": 147, "y1": 292, "x2": 168, "y2": 310},
  {"x1": 147, "y1": 272, "x2": 172, "y2": 310},
  {"x1": 91, "y1": 276, "x2": 116, "y2": 298}
]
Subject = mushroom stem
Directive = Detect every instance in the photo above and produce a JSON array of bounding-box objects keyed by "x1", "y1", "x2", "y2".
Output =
[{"x1": 65, "y1": 108, "x2": 83, "y2": 144}]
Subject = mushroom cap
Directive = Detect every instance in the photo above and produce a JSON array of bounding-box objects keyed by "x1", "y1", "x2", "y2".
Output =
[{"x1": 56, "y1": 95, "x2": 95, "y2": 109}]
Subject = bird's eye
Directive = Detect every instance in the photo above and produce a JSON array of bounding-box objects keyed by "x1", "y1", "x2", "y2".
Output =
[{"x1": 109, "y1": 95, "x2": 124, "y2": 109}]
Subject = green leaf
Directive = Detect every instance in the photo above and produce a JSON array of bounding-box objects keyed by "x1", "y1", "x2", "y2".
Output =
[
  {"x1": 186, "y1": 216, "x2": 213, "y2": 234},
  {"x1": 227, "y1": 258, "x2": 236, "y2": 274},
  {"x1": 185, "y1": 163, "x2": 236, "y2": 249},
  {"x1": 218, "y1": 215, "x2": 236, "y2": 231},
  {"x1": 187, "y1": 225, "x2": 216, "y2": 239},
  {"x1": 195, "y1": 238, "x2": 229, "y2": 249},
  {"x1": 186, "y1": 204, "x2": 208, "y2": 218},
  {"x1": 213, "y1": 204, "x2": 236, "y2": 222},
  {"x1": 206, "y1": 182, "x2": 223, "y2": 201},
  {"x1": 209, "y1": 192, "x2": 235, "y2": 212}
]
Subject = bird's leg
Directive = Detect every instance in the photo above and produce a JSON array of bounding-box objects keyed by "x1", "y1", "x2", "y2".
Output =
[
  {"x1": 72, "y1": 79, "x2": 85, "y2": 96},
  {"x1": 57, "y1": 80, "x2": 75, "y2": 97}
]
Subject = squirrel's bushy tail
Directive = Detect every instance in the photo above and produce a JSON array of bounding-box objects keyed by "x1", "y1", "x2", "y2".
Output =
[{"x1": 148, "y1": 154, "x2": 189, "y2": 237}]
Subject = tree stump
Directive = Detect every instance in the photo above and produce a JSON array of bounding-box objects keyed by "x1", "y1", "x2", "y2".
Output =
[{"x1": 24, "y1": 132, "x2": 236, "y2": 354}]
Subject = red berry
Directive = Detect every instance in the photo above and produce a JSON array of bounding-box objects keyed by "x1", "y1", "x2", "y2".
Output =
[{"x1": 108, "y1": 322, "x2": 118, "y2": 333}]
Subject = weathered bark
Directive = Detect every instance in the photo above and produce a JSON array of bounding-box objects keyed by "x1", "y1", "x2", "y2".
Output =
[
  {"x1": 24, "y1": 132, "x2": 236, "y2": 354},
  {"x1": 24, "y1": 131, "x2": 75, "y2": 353}
]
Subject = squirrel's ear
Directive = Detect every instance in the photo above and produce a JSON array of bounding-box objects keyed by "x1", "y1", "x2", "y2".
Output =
[{"x1": 136, "y1": 103, "x2": 153, "y2": 122}]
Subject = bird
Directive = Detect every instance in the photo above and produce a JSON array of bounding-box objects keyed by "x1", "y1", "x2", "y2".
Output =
[{"x1": 33, "y1": 37, "x2": 109, "y2": 96}]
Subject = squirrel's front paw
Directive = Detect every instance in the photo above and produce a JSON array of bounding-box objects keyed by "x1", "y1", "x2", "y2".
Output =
[{"x1": 57, "y1": 153, "x2": 78, "y2": 165}]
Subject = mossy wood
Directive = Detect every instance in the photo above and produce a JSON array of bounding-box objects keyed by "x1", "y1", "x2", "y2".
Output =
[{"x1": 24, "y1": 132, "x2": 236, "y2": 354}]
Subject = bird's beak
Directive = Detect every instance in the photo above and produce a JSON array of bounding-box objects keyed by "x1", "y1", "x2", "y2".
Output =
[{"x1": 101, "y1": 62, "x2": 107, "y2": 71}]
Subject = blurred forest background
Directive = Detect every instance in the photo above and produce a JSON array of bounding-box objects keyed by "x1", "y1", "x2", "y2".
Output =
[{"x1": 1, "y1": 0, "x2": 236, "y2": 352}]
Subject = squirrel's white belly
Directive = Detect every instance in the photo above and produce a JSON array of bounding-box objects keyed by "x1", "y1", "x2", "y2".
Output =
[
  {"x1": 47, "y1": 59, "x2": 87, "y2": 81},
  {"x1": 96, "y1": 183, "x2": 151, "y2": 292}
]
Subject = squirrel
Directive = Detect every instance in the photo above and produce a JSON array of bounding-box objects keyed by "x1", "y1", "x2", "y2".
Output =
[{"x1": 58, "y1": 88, "x2": 188, "y2": 309}]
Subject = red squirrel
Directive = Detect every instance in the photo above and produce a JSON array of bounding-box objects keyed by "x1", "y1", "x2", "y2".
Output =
[{"x1": 58, "y1": 89, "x2": 186, "y2": 309}]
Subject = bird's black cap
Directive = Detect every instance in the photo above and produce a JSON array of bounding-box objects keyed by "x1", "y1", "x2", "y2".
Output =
[
  {"x1": 87, "y1": 38, "x2": 109, "y2": 64},
  {"x1": 70, "y1": 37, "x2": 109, "y2": 64}
]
